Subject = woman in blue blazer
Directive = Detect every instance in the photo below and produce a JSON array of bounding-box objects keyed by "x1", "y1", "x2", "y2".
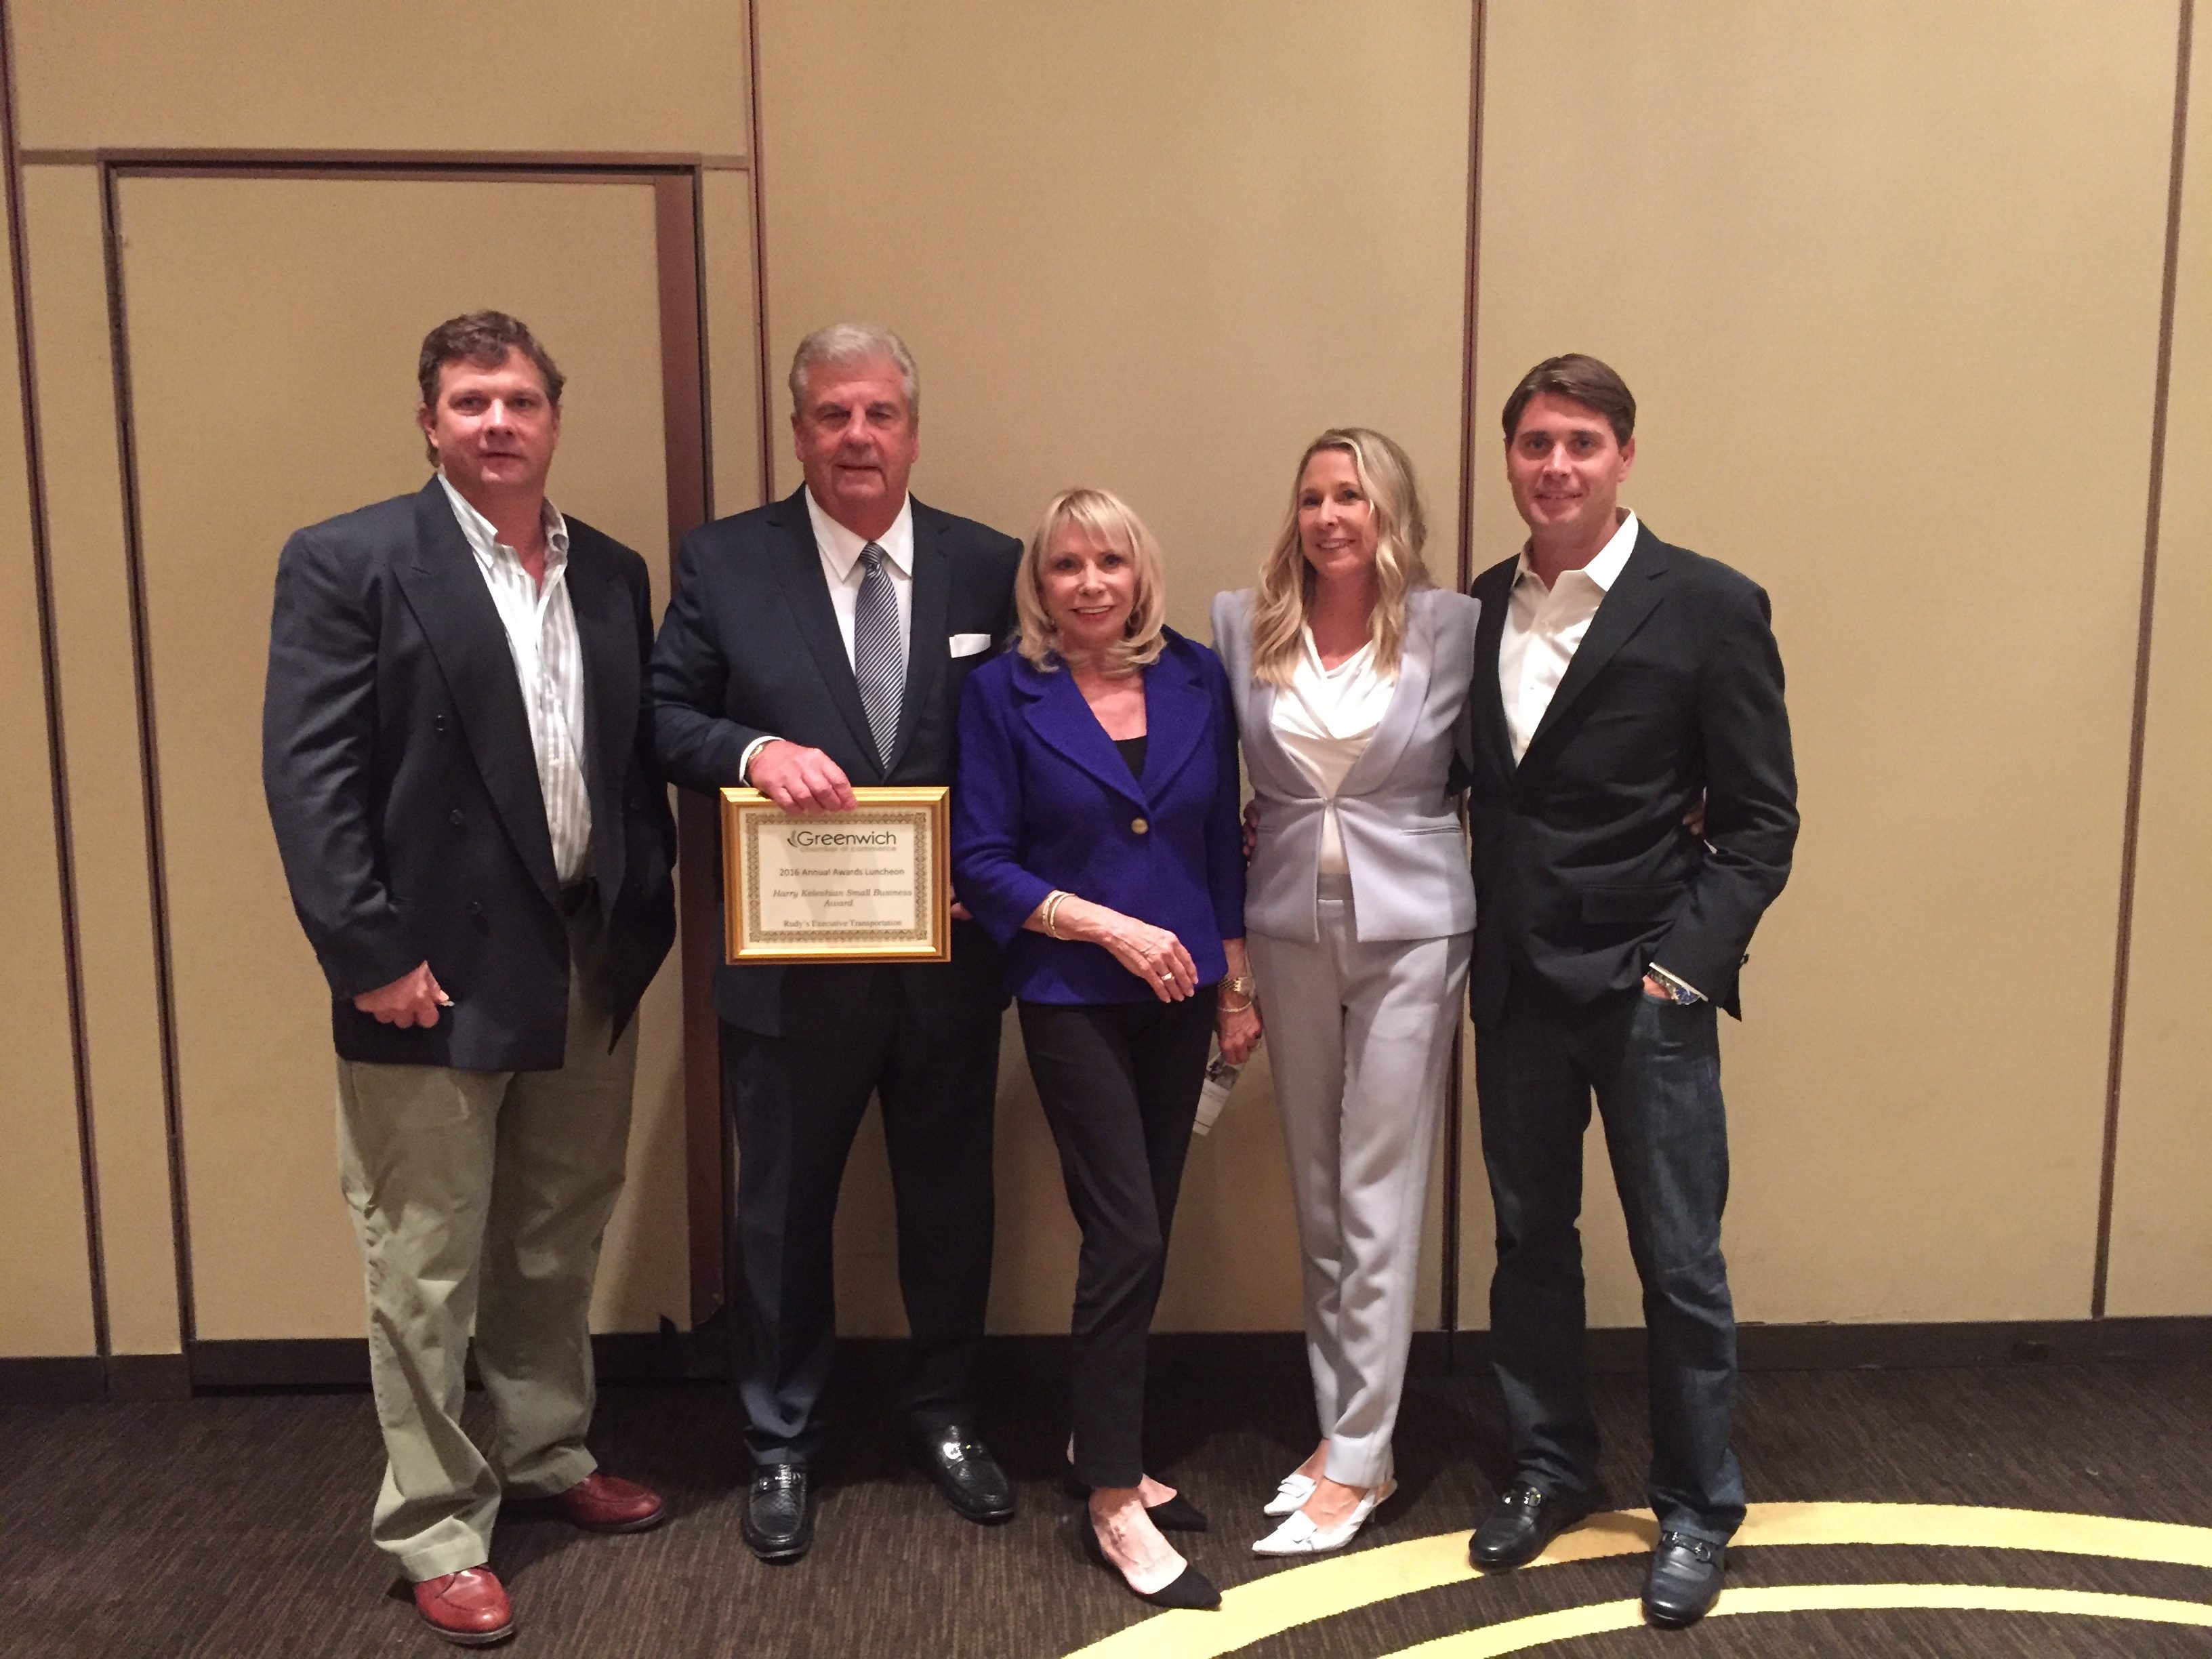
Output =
[
  {"x1": 1214, "y1": 429, "x2": 1478, "y2": 1557},
  {"x1": 955, "y1": 487, "x2": 1257, "y2": 1611}
]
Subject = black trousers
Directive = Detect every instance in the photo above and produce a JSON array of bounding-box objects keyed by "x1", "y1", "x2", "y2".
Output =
[
  {"x1": 1021, "y1": 990, "x2": 1216, "y2": 1492},
  {"x1": 1475, "y1": 972, "x2": 1744, "y2": 1543},
  {"x1": 720, "y1": 972, "x2": 1002, "y2": 1466}
]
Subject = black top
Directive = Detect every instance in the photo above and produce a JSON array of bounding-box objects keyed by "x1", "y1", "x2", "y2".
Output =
[{"x1": 1112, "y1": 735, "x2": 1147, "y2": 777}]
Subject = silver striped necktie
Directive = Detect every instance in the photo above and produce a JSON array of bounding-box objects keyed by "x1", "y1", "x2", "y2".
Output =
[{"x1": 853, "y1": 541, "x2": 904, "y2": 766}]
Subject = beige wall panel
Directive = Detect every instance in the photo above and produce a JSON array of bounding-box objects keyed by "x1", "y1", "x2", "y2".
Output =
[
  {"x1": 20, "y1": 163, "x2": 178, "y2": 1353},
  {"x1": 761, "y1": 0, "x2": 1471, "y2": 1334},
  {"x1": 115, "y1": 173, "x2": 688, "y2": 1338},
  {"x1": 1465, "y1": 1, "x2": 2174, "y2": 1325},
  {"x1": 12, "y1": 1, "x2": 749, "y2": 159},
  {"x1": 2107, "y1": 14, "x2": 2212, "y2": 1317},
  {"x1": 702, "y1": 169, "x2": 765, "y2": 517},
  {"x1": 0, "y1": 194, "x2": 98, "y2": 1357}
]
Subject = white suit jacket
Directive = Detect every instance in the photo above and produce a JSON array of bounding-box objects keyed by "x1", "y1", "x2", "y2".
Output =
[{"x1": 1212, "y1": 585, "x2": 1479, "y2": 945}]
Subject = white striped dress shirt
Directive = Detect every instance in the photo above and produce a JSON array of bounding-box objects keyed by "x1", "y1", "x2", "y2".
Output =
[{"x1": 438, "y1": 474, "x2": 593, "y2": 883}]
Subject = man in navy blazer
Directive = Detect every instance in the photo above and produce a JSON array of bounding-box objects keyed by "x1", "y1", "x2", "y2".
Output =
[
  {"x1": 263, "y1": 312, "x2": 676, "y2": 1645},
  {"x1": 1461, "y1": 355, "x2": 1797, "y2": 1629},
  {"x1": 651, "y1": 324, "x2": 1021, "y2": 1562}
]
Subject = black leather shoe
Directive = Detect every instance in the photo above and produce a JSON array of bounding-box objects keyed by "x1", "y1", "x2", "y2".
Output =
[
  {"x1": 913, "y1": 1425, "x2": 1016, "y2": 1523},
  {"x1": 740, "y1": 1464, "x2": 812, "y2": 1563},
  {"x1": 1468, "y1": 1480, "x2": 1599, "y2": 1570},
  {"x1": 1642, "y1": 1530, "x2": 1725, "y2": 1627}
]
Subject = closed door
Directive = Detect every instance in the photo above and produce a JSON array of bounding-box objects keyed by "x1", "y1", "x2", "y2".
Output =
[{"x1": 115, "y1": 171, "x2": 695, "y2": 1359}]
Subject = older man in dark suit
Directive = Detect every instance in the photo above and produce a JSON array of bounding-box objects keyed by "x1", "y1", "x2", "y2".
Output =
[
  {"x1": 263, "y1": 312, "x2": 676, "y2": 1646},
  {"x1": 650, "y1": 324, "x2": 1021, "y2": 1563},
  {"x1": 1461, "y1": 354, "x2": 1799, "y2": 1629}
]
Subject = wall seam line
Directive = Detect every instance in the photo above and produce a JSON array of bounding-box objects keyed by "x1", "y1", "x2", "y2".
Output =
[
  {"x1": 96, "y1": 160, "x2": 197, "y2": 1356},
  {"x1": 2093, "y1": 0, "x2": 2194, "y2": 1321},
  {"x1": 745, "y1": 0, "x2": 775, "y2": 508},
  {"x1": 1441, "y1": 0, "x2": 1488, "y2": 1355},
  {"x1": 0, "y1": 0, "x2": 110, "y2": 1362}
]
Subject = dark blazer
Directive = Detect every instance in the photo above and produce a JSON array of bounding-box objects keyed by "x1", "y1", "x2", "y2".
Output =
[
  {"x1": 1465, "y1": 522, "x2": 1798, "y2": 1023},
  {"x1": 952, "y1": 630, "x2": 1246, "y2": 1005},
  {"x1": 650, "y1": 488, "x2": 1021, "y2": 1038},
  {"x1": 262, "y1": 478, "x2": 678, "y2": 1070}
]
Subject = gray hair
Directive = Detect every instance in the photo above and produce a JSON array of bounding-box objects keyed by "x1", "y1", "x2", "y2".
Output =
[{"x1": 787, "y1": 323, "x2": 920, "y2": 420}]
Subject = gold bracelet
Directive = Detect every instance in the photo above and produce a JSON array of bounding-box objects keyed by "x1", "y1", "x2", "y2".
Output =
[
  {"x1": 1041, "y1": 890, "x2": 1071, "y2": 939},
  {"x1": 1218, "y1": 994, "x2": 1255, "y2": 1014}
]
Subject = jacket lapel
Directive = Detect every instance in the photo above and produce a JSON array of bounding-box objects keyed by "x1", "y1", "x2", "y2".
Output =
[
  {"x1": 1519, "y1": 526, "x2": 1672, "y2": 769},
  {"x1": 1136, "y1": 639, "x2": 1208, "y2": 800},
  {"x1": 1337, "y1": 595, "x2": 1434, "y2": 796},
  {"x1": 1014, "y1": 653, "x2": 1150, "y2": 811},
  {"x1": 766, "y1": 490, "x2": 882, "y2": 777},
  {"x1": 1469, "y1": 558, "x2": 1517, "y2": 778},
  {"x1": 883, "y1": 504, "x2": 950, "y2": 778},
  {"x1": 562, "y1": 528, "x2": 634, "y2": 893},
  {"x1": 1243, "y1": 674, "x2": 1318, "y2": 799},
  {"x1": 394, "y1": 480, "x2": 560, "y2": 906}
]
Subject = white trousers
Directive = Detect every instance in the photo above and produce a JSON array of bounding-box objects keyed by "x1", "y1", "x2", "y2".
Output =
[{"x1": 1249, "y1": 876, "x2": 1470, "y2": 1488}]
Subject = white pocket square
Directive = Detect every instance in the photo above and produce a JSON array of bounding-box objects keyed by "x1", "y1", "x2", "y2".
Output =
[{"x1": 949, "y1": 632, "x2": 993, "y2": 658}]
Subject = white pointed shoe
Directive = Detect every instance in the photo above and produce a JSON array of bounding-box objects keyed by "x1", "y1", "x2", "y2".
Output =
[
  {"x1": 1262, "y1": 1471, "x2": 1317, "y2": 1518},
  {"x1": 1252, "y1": 1478, "x2": 1397, "y2": 1556}
]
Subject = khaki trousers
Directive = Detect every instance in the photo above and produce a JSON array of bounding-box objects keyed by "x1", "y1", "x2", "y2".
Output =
[{"x1": 335, "y1": 903, "x2": 637, "y2": 1580}]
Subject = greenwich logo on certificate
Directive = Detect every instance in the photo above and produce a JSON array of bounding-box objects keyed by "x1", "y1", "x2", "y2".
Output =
[{"x1": 720, "y1": 786, "x2": 952, "y2": 964}]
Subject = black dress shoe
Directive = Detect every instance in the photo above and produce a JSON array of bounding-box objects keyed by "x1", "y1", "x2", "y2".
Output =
[
  {"x1": 1642, "y1": 1530, "x2": 1725, "y2": 1627},
  {"x1": 1468, "y1": 1480, "x2": 1599, "y2": 1570},
  {"x1": 913, "y1": 1425, "x2": 1016, "y2": 1523},
  {"x1": 1080, "y1": 1518, "x2": 1221, "y2": 1610},
  {"x1": 740, "y1": 1464, "x2": 812, "y2": 1563}
]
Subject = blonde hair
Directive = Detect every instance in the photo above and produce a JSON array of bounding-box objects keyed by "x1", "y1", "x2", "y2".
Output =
[
  {"x1": 1014, "y1": 488, "x2": 1170, "y2": 674},
  {"x1": 1250, "y1": 428, "x2": 1432, "y2": 687}
]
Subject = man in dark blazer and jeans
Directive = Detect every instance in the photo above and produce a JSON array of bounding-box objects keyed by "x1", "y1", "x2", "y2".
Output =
[
  {"x1": 263, "y1": 312, "x2": 677, "y2": 1645},
  {"x1": 1462, "y1": 355, "x2": 1798, "y2": 1628},
  {"x1": 651, "y1": 324, "x2": 1021, "y2": 1561}
]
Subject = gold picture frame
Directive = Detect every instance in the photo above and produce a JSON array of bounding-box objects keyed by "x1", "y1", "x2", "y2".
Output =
[{"x1": 720, "y1": 785, "x2": 952, "y2": 964}]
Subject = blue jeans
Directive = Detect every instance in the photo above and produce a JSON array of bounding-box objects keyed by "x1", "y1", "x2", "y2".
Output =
[{"x1": 1475, "y1": 975, "x2": 1744, "y2": 1544}]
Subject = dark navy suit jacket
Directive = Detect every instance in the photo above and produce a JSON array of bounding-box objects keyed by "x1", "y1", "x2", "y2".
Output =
[
  {"x1": 952, "y1": 628, "x2": 1246, "y2": 1004},
  {"x1": 262, "y1": 478, "x2": 676, "y2": 1069}
]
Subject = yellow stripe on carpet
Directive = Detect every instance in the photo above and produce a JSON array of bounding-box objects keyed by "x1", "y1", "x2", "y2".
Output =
[
  {"x1": 1059, "y1": 1502, "x2": 2212, "y2": 1658},
  {"x1": 1382, "y1": 1584, "x2": 2212, "y2": 1656}
]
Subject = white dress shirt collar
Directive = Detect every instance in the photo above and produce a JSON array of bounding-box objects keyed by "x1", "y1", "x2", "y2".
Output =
[
  {"x1": 438, "y1": 472, "x2": 570, "y2": 571},
  {"x1": 1513, "y1": 508, "x2": 1640, "y2": 596},
  {"x1": 804, "y1": 487, "x2": 914, "y2": 579}
]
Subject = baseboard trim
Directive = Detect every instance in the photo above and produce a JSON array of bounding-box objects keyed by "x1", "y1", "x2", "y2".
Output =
[
  {"x1": 1448, "y1": 1316, "x2": 2212, "y2": 1374},
  {"x1": 0, "y1": 1353, "x2": 192, "y2": 1403},
  {"x1": 6, "y1": 1317, "x2": 2205, "y2": 1400},
  {"x1": 186, "y1": 1328, "x2": 695, "y2": 1391},
  {"x1": 0, "y1": 1355, "x2": 108, "y2": 1402}
]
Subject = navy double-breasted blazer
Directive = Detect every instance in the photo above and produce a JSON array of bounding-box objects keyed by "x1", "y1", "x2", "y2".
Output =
[{"x1": 952, "y1": 628, "x2": 1246, "y2": 1004}]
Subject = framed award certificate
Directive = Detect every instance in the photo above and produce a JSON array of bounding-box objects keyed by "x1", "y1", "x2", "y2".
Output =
[{"x1": 720, "y1": 785, "x2": 951, "y2": 964}]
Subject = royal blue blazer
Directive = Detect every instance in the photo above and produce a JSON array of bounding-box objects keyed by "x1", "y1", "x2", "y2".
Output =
[{"x1": 954, "y1": 628, "x2": 1246, "y2": 1005}]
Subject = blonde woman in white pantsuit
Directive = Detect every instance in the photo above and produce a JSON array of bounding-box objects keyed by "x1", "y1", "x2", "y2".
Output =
[{"x1": 1212, "y1": 428, "x2": 1477, "y2": 1557}]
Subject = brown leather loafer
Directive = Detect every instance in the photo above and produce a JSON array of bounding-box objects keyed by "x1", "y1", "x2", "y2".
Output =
[
  {"x1": 412, "y1": 1568, "x2": 514, "y2": 1646},
  {"x1": 554, "y1": 1471, "x2": 665, "y2": 1533}
]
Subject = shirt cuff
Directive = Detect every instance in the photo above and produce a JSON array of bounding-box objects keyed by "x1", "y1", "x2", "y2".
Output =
[
  {"x1": 1647, "y1": 964, "x2": 1707, "y2": 1003},
  {"x1": 737, "y1": 735, "x2": 779, "y2": 786}
]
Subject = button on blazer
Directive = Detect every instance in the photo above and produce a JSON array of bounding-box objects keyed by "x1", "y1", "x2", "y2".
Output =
[
  {"x1": 952, "y1": 628, "x2": 1246, "y2": 1004},
  {"x1": 1213, "y1": 586, "x2": 1479, "y2": 945}
]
